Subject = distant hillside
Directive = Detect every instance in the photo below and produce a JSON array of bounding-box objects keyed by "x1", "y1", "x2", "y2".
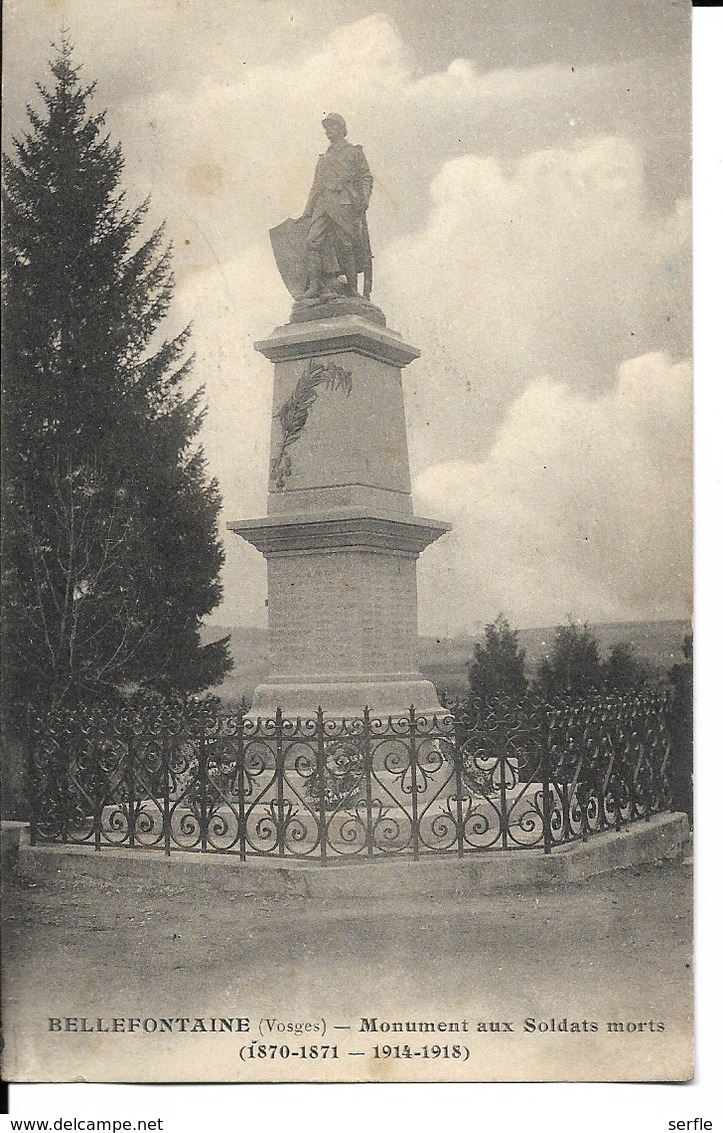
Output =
[
  {"x1": 201, "y1": 619, "x2": 690, "y2": 705},
  {"x1": 418, "y1": 620, "x2": 691, "y2": 697}
]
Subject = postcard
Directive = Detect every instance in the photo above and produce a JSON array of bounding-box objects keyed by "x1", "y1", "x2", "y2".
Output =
[{"x1": 1, "y1": 0, "x2": 693, "y2": 1085}]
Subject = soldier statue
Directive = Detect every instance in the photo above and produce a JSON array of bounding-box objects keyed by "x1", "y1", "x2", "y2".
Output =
[
  {"x1": 270, "y1": 114, "x2": 374, "y2": 305},
  {"x1": 301, "y1": 113, "x2": 373, "y2": 299}
]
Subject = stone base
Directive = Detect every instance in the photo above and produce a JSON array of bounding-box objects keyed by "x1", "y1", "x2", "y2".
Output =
[
  {"x1": 246, "y1": 674, "x2": 445, "y2": 720},
  {"x1": 15, "y1": 814, "x2": 690, "y2": 896},
  {"x1": 230, "y1": 509, "x2": 449, "y2": 554},
  {"x1": 230, "y1": 511, "x2": 450, "y2": 720},
  {"x1": 231, "y1": 315, "x2": 451, "y2": 726},
  {"x1": 290, "y1": 294, "x2": 386, "y2": 326}
]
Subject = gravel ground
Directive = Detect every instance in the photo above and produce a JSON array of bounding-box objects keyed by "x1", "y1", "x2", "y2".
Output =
[{"x1": 1, "y1": 856, "x2": 693, "y2": 1083}]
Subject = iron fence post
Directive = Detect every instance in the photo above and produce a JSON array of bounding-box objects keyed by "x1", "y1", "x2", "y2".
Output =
[
  {"x1": 362, "y1": 707, "x2": 374, "y2": 858},
  {"x1": 644, "y1": 702, "x2": 657, "y2": 822},
  {"x1": 491, "y1": 722, "x2": 508, "y2": 853},
  {"x1": 409, "y1": 706, "x2": 420, "y2": 860},
  {"x1": 553, "y1": 714, "x2": 569, "y2": 845},
  {"x1": 162, "y1": 735, "x2": 171, "y2": 857},
  {"x1": 644, "y1": 732, "x2": 653, "y2": 823},
  {"x1": 580, "y1": 738, "x2": 591, "y2": 845},
  {"x1": 275, "y1": 707, "x2": 285, "y2": 857},
  {"x1": 316, "y1": 707, "x2": 327, "y2": 864},
  {"x1": 499, "y1": 755, "x2": 509, "y2": 851},
  {"x1": 609, "y1": 733, "x2": 622, "y2": 833},
  {"x1": 127, "y1": 730, "x2": 136, "y2": 848},
  {"x1": 93, "y1": 733, "x2": 103, "y2": 853},
  {"x1": 237, "y1": 709, "x2": 247, "y2": 863},
  {"x1": 659, "y1": 704, "x2": 673, "y2": 815},
  {"x1": 541, "y1": 721, "x2": 552, "y2": 855},
  {"x1": 453, "y1": 712, "x2": 465, "y2": 858},
  {"x1": 623, "y1": 736, "x2": 635, "y2": 829},
  {"x1": 199, "y1": 728, "x2": 208, "y2": 852}
]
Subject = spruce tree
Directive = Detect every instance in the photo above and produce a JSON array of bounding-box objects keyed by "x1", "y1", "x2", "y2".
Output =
[
  {"x1": 603, "y1": 641, "x2": 649, "y2": 691},
  {"x1": 535, "y1": 621, "x2": 603, "y2": 699},
  {"x1": 2, "y1": 40, "x2": 231, "y2": 721},
  {"x1": 467, "y1": 615, "x2": 527, "y2": 705}
]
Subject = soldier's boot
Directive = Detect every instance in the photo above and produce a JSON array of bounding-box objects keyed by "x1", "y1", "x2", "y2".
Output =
[
  {"x1": 341, "y1": 252, "x2": 360, "y2": 297},
  {"x1": 303, "y1": 250, "x2": 323, "y2": 298}
]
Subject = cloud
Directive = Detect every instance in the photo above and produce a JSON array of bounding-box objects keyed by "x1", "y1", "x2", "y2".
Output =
[
  {"x1": 381, "y1": 137, "x2": 690, "y2": 472},
  {"x1": 413, "y1": 56, "x2": 583, "y2": 106},
  {"x1": 413, "y1": 353, "x2": 692, "y2": 632}
]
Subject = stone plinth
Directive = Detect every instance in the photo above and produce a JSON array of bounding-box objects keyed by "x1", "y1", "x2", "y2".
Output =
[{"x1": 228, "y1": 315, "x2": 450, "y2": 718}]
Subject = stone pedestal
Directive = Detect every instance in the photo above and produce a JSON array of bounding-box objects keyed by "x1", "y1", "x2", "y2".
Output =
[{"x1": 229, "y1": 314, "x2": 449, "y2": 718}]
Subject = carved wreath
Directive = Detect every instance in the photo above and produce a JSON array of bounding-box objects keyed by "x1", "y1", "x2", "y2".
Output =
[{"x1": 270, "y1": 358, "x2": 352, "y2": 490}]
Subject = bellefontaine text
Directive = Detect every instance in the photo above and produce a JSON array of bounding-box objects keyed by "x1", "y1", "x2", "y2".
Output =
[{"x1": 48, "y1": 1017, "x2": 251, "y2": 1034}]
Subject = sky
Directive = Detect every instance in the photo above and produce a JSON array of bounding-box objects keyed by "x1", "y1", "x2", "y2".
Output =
[{"x1": 3, "y1": 0, "x2": 692, "y2": 634}]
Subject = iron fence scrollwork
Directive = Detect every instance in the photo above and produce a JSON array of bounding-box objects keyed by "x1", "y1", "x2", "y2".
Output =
[{"x1": 28, "y1": 690, "x2": 674, "y2": 863}]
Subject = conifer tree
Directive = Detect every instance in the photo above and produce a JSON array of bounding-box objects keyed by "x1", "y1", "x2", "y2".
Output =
[
  {"x1": 2, "y1": 40, "x2": 231, "y2": 721},
  {"x1": 535, "y1": 620, "x2": 603, "y2": 699},
  {"x1": 467, "y1": 615, "x2": 528, "y2": 705},
  {"x1": 603, "y1": 641, "x2": 649, "y2": 691}
]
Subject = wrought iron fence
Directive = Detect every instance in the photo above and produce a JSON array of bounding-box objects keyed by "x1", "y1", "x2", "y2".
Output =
[{"x1": 27, "y1": 692, "x2": 673, "y2": 862}]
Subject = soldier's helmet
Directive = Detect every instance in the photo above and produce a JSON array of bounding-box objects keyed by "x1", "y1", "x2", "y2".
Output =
[{"x1": 321, "y1": 112, "x2": 347, "y2": 135}]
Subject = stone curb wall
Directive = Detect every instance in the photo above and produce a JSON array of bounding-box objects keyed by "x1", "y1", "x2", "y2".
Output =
[{"x1": 9, "y1": 812, "x2": 690, "y2": 899}]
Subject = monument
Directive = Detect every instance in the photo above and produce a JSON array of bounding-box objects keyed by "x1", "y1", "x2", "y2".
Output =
[{"x1": 229, "y1": 114, "x2": 450, "y2": 718}]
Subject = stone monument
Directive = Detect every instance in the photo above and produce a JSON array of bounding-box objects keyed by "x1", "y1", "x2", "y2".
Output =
[{"x1": 229, "y1": 114, "x2": 450, "y2": 718}]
